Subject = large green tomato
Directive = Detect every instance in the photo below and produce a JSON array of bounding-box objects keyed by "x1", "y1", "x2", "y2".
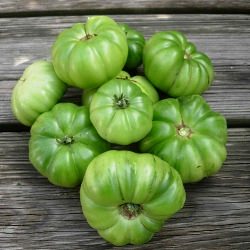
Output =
[
  {"x1": 80, "y1": 150, "x2": 186, "y2": 246},
  {"x1": 52, "y1": 16, "x2": 128, "y2": 89},
  {"x1": 11, "y1": 60, "x2": 66, "y2": 126},
  {"x1": 140, "y1": 95, "x2": 227, "y2": 183},
  {"x1": 143, "y1": 31, "x2": 214, "y2": 97},
  {"x1": 90, "y1": 78, "x2": 153, "y2": 145},
  {"x1": 119, "y1": 23, "x2": 145, "y2": 70},
  {"x1": 29, "y1": 103, "x2": 110, "y2": 187}
]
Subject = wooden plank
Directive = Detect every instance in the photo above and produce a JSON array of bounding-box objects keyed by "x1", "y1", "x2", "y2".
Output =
[
  {"x1": 1, "y1": 15, "x2": 249, "y2": 80},
  {"x1": 0, "y1": 14, "x2": 249, "y2": 126},
  {"x1": 2, "y1": 69, "x2": 250, "y2": 127},
  {"x1": 0, "y1": 0, "x2": 249, "y2": 16},
  {"x1": 0, "y1": 128, "x2": 249, "y2": 249}
]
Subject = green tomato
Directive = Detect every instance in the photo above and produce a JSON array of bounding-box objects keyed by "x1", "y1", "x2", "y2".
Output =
[
  {"x1": 81, "y1": 71, "x2": 131, "y2": 107},
  {"x1": 140, "y1": 95, "x2": 227, "y2": 183},
  {"x1": 90, "y1": 78, "x2": 153, "y2": 145},
  {"x1": 52, "y1": 16, "x2": 128, "y2": 89},
  {"x1": 11, "y1": 60, "x2": 66, "y2": 126},
  {"x1": 119, "y1": 23, "x2": 145, "y2": 70},
  {"x1": 143, "y1": 31, "x2": 214, "y2": 97},
  {"x1": 80, "y1": 150, "x2": 186, "y2": 246},
  {"x1": 29, "y1": 103, "x2": 110, "y2": 188},
  {"x1": 129, "y1": 75, "x2": 159, "y2": 104}
]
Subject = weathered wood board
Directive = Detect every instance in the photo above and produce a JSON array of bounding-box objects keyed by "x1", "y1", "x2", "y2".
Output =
[
  {"x1": 0, "y1": 15, "x2": 250, "y2": 126},
  {"x1": 0, "y1": 128, "x2": 249, "y2": 249},
  {"x1": 1, "y1": 15, "x2": 249, "y2": 79},
  {"x1": 0, "y1": 0, "x2": 249, "y2": 16}
]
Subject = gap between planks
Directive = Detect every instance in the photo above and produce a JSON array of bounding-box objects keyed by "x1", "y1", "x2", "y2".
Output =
[{"x1": 0, "y1": 0, "x2": 250, "y2": 17}]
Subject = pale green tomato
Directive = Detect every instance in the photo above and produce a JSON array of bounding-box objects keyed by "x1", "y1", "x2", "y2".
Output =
[
  {"x1": 52, "y1": 16, "x2": 128, "y2": 89},
  {"x1": 11, "y1": 60, "x2": 66, "y2": 126}
]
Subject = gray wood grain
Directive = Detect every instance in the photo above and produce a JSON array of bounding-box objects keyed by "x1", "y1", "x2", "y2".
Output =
[
  {"x1": 3, "y1": 69, "x2": 250, "y2": 127},
  {"x1": 0, "y1": 14, "x2": 249, "y2": 126},
  {"x1": 1, "y1": 15, "x2": 249, "y2": 80},
  {"x1": 0, "y1": 0, "x2": 249, "y2": 16},
  {"x1": 0, "y1": 128, "x2": 249, "y2": 249}
]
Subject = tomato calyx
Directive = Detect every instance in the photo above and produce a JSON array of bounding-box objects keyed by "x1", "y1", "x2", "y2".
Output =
[
  {"x1": 113, "y1": 94, "x2": 130, "y2": 109},
  {"x1": 116, "y1": 76, "x2": 130, "y2": 80},
  {"x1": 177, "y1": 124, "x2": 192, "y2": 138},
  {"x1": 184, "y1": 51, "x2": 192, "y2": 60},
  {"x1": 80, "y1": 33, "x2": 97, "y2": 41},
  {"x1": 80, "y1": 25, "x2": 98, "y2": 41},
  {"x1": 119, "y1": 203, "x2": 142, "y2": 220},
  {"x1": 56, "y1": 135, "x2": 74, "y2": 145}
]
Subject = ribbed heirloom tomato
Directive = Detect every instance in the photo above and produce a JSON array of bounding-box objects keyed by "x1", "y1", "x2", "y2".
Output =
[
  {"x1": 80, "y1": 150, "x2": 186, "y2": 246},
  {"x1": 90, "y1": 77, "x2": 153, "y2": 145},
  {"x1": 52, "y1": 16, "x2": 128, "y2": 89},
  {"x1": 143, "y1": 31, "x2": 214, "y2": 97},
  {"x1": 29, "y1": 103, "x2": 109, "y2": 187},
  {"x1": 140, "y1": 95, "x2": 227, "y2": 183}
]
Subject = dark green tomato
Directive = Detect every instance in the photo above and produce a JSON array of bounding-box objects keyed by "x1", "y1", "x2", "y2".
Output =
[
  {"x1": 90, "y1": 78, "x2": 153, "y2": 145},
  {"x1": 29, "y1": 103, "x2": 110, "y2": 188},
  {"x1": 11, "y1": 60, "x2": 66, "y2": 126},
  {"x1": 143, "y1": 31, "x2": 214, "y2": 97},
  {"x1": 80, "y1": 150, "x2": 186, "y2": 246},
  {"x1": 140, "y1": 95, "x2": 227, "y2": 183},
  {"x1": 119, "y1": 23, "x2": 145, "y2": 70},
  {"x1": 52, "y1": 16, "x2": 128, "y2": 89}
]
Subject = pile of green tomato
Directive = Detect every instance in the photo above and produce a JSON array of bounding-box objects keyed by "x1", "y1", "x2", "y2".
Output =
[{"x1": 11, "y1": 16, "x2": 227, "y2": 246}]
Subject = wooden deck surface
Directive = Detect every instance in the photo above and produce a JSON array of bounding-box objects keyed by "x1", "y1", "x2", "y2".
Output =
[{"x1": 0, "y1": 1, "x2": 249, "y2": 249}]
